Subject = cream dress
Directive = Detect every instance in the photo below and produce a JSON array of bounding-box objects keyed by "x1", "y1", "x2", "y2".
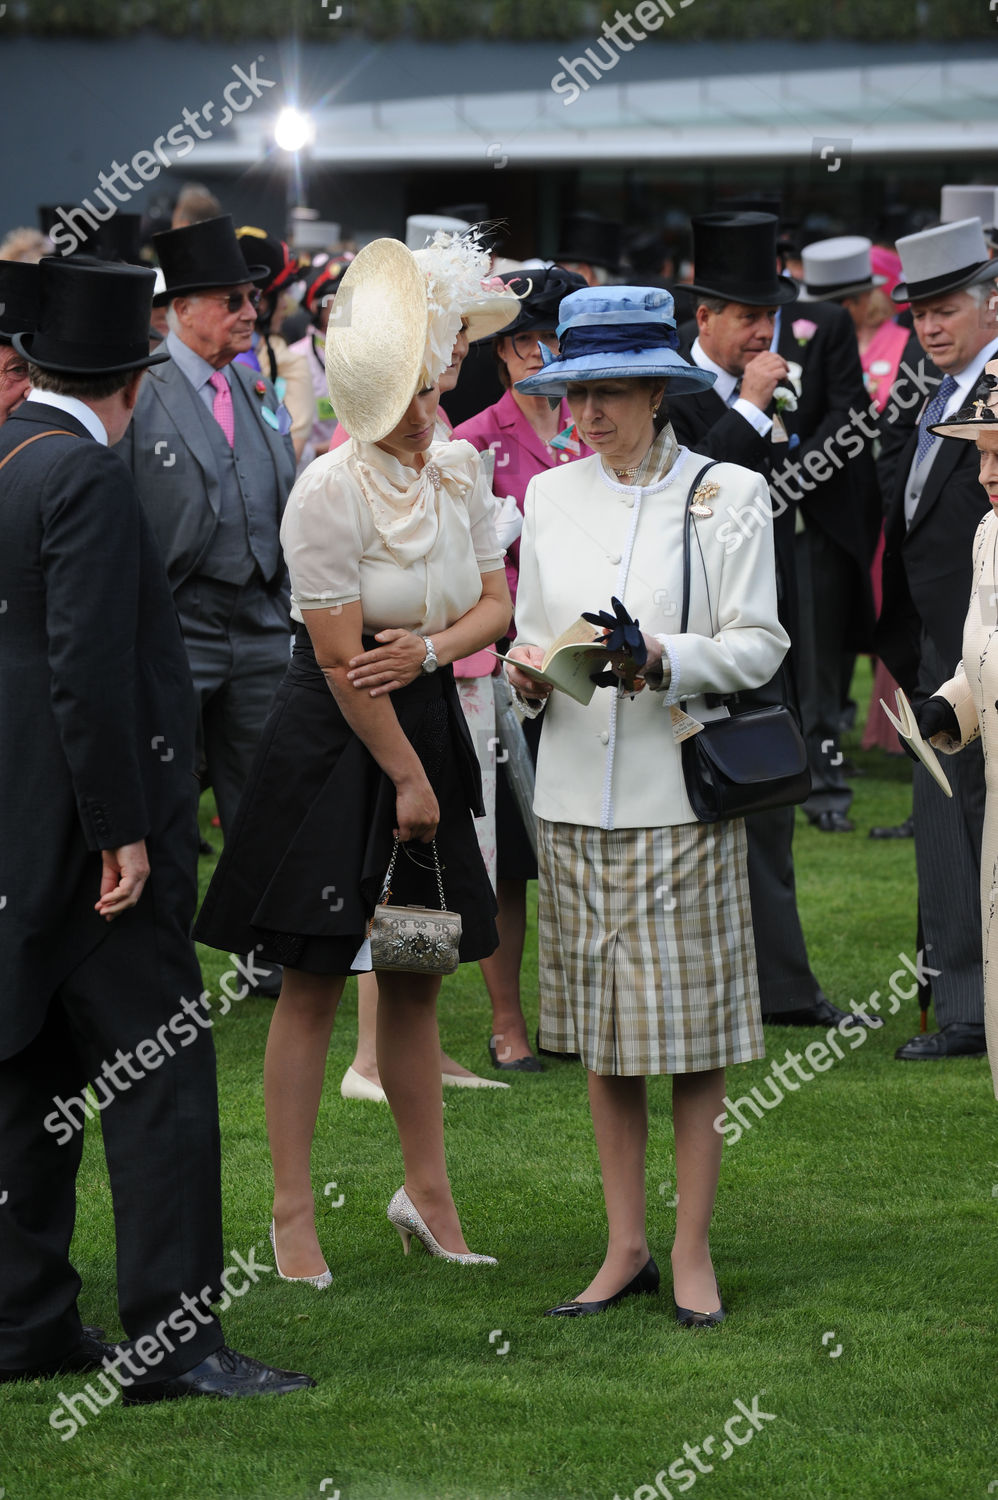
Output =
[{"x1": 931, "y1": 507, "x2": 998, "y2": 1098}]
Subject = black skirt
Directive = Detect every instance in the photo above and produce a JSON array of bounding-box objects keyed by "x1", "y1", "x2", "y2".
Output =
[{"x1": 194, "y1": 629, "x2": 498, "y2": 975}]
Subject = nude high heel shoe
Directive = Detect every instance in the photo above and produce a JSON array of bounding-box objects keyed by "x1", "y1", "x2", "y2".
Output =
[
  {"x1": 386, "y1": 1187, "x2": 497, "y2": 1266},
  {"x1": 269, "y1": 1220, "x2": 332, "y2": 1290}
]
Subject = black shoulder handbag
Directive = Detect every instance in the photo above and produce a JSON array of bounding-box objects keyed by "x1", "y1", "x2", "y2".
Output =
[{"x1": 678, "y1": 461, "x2": 811, "y2": 822}]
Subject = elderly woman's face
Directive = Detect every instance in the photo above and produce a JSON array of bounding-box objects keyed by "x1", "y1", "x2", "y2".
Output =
[
  {"x1": 565, "y1": 380, "x2": 663, "y2": 459},
  {"x1": 977, "y1": 429, "x2": 998, "y2": 509},
  {"x1": 377, "y1": 384, "x2": 440, "y2": 460}
]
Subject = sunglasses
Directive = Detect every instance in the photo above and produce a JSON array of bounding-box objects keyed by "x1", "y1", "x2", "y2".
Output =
[{"x1": 204, "y1": 289, "x2": 263, "y2": 314}]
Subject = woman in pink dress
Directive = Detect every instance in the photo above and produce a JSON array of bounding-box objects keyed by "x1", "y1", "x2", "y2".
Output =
[{"x1": 452, "y1": 267, "x2": 594, "y2": 1071}]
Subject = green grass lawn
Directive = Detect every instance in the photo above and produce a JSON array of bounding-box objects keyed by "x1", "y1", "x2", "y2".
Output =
[{"x1": 2, "y1": 660, "x2": 996, "y2": 1499}]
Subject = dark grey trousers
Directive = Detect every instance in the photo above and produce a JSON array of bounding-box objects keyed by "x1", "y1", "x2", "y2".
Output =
[{"x1": 175, "y1": 575, "x2": 292, "y2": 839}]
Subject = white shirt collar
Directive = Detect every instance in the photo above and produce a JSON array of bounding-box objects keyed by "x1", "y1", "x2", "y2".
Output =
[
  {"x1": 25, "y1": 389, "x2": 108, "y2": 445},
  {"x1": 689, "y1": 337, "x2": 738, "y2": 404}
]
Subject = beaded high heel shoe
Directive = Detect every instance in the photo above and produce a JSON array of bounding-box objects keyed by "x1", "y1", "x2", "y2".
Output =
[
  {"x1": 269, "y1": 1220, "x2": 332, "y2": 1290},
  {"x1": 386, "y1": 1187, "x2": 497, "y2": 1265}
]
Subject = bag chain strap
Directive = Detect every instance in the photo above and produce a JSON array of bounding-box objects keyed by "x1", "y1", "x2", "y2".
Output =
[{"x1": 379, "y1": 837, "x2": 447, "y2": 911}]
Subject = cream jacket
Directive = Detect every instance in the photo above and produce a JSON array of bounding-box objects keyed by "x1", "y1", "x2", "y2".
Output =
[{"x1": 512, "y1": 448, "x2": 790, "y2": 829}]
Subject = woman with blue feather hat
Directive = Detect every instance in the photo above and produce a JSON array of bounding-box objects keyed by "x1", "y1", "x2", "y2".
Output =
[{"x1": 505, "y1": 284, "x2": 790, "y2": 1326}]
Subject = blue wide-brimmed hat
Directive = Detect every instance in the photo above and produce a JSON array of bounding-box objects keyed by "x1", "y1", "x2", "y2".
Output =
[{"x1": 514, "y1": 285, "x2": 716, "y2": 396}]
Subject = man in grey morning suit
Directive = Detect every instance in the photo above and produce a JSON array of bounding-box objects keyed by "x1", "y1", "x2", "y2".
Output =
[{"x1": 117, "y1": 216, "x2": 295, "y2": 993}]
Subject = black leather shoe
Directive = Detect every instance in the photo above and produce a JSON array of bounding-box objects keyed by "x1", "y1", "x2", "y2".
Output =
[
  {"x1": 198, "y1": 837, "x2": 215, "y2": 857},
  {"x1": 545, "y1": 1256, "x2": 659, "y2": 1317},
  {"x1": 82, "y1": 1325, "x2": 105, "y2": 1341},
  {"x1": 122, "y1": 1345, "x2": 315, "y2": 1403},
  {"x1": 869, "y1": 817, "x2": 914, "y2": 840},
  {"x1": 0, "y1": 1332, "x2": 115, "y2": 1383},
  {"x1": 895, "y1": 1024, "x2": 987, "y2": 1060},
  {"x1": 674, "y1": 1288, "x2": 726, "y2": 1329},
  {"x1": 488, "y1": 1037, "x2": 544, "y2": 1072},
  {"x1": 765, "y1": 996, "x2": 882, "y2": 1029},
  {"x1": 810, "y1": 811, "x2": 855, "y2": 833}
]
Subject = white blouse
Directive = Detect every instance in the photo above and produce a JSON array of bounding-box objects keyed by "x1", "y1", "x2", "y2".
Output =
[{"x1": 281, "y1": 437, "x2": 505, "y2": 633}]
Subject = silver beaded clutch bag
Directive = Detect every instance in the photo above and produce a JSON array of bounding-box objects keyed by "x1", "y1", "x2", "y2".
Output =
[{"x1": 367, "y1": 838, "x2": 462, "y2": 975}]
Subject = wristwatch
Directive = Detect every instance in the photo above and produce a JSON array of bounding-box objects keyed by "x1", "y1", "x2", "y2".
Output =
[{"x1": 421, "y1": 636, "x2": 439, "y2": 674}]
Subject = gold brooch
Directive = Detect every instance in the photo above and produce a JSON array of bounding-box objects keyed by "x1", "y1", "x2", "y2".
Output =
[{"x1": 689, "y1": 478, "x2": 720, "y2": 518}]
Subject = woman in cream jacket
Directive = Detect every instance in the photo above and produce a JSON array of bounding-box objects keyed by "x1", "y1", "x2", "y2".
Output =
[{"x1": 506, "y1": 285, "x2": 789, "y2": 1326}]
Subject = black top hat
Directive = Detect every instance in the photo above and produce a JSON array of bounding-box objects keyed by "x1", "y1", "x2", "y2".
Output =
[
  {"x1": 688, "y1": 212, "x2": 799, "y2": 307},
  {"x1": 85, "y1": 214, "x2": 146, "y2": 266},
  {"x1": 555, "y1": 212, "x2": 622, "y2": 274},
  {"x1": 0, "y1": 261, "x2": 40, "y2": 343},
  {"x1": 492, "y1": 266, "x2": 586, "y2": 335},
  {"x1": 14, "y1": 256, "x2": 169, "y2": 375},
  {"x1": 151, "y1": 214, "x2": 269, "y2": 306}
]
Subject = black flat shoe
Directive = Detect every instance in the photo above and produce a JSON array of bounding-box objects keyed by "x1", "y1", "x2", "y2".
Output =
[
  {"x1": 122, "y1": 1345, "x2": 315, "y2": 1403},
  {"x1": 0, "y1": 1332, "x2": 115, "y2": 1383},
  {"x1": 895, "y1": 1023, "x2": 987, "y2": 1060},
  {"x1": 488, "y1": 1037, "x2": 544, "y2": 1072},
  {"x1": 674, "y1": 1285, "x2": 726, "y2": 1329},
  {"x1": 545, "y1": 1256, "x2": 659, "y2": 1317}
]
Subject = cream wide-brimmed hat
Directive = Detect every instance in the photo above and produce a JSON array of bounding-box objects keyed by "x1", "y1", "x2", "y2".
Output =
[
  {"x1": 325, "y1": 234, "x2": 521, "y2": 442},
  {"x1": 324, "y1": 238, "x2": 429, "y2": 443}
]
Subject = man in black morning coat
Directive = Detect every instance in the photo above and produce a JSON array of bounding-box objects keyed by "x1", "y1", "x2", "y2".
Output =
[
  {"x1": 0, "y1": 255, "x2": 311, "y2": 1402},
  {"x1": 667, "y1": 212, "x2": 878, "y2": 1030},
  {"x1": 875, "y1": 217, "x2": 998, "y2": 1062}
]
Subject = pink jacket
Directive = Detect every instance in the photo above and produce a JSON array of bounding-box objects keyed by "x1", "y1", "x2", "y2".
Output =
[{"x1": 452, "y1": 390, "x2": 591, "y2": 615}]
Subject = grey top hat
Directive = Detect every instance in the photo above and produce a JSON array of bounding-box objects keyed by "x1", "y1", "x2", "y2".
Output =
[
  {"x1": 801, "y1": 235, "x2": 886, "y2": 301},
  {"x1": 940, "y1": 185, "x2": 997, "y2": 231},
  {"x1": 892, "y1": 217, "x2": 998, "y2": 304}
]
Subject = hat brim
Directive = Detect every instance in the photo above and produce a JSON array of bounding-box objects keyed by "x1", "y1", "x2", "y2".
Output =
[
  {"x1": 464, "y1": 294, "x2": 521, "y2": 344},
  {"x1": 892, "y1": 259, "x2": 998, "y2": 305},
  {"x1": 324, "y1": 239, "x2": 427, "y2": 444},
  {"x1": 928, "y1": 413, "x2": 998, "y2": 442},
  {"x1": 686, "y1": 275, "x2": 799, "y2": 308},
  {"x1": 804, "y1": 275, "x2": 887, "y2": 301},
  {"x1": 13, "y1": 330, "x2": 170, "y2": 374},
  {"x1": 152, "y1": 263, "x2": 271, "y2": 307},
  {"x1": 514, "y1": 349, "x2": 717, "y2": 397}
]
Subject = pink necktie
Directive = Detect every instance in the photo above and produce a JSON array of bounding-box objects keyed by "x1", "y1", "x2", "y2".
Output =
[{"x1": 208, "y1": 371, "x2": 234, "y2": 447}]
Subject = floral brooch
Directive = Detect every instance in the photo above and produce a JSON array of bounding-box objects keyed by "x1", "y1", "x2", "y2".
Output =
[{"x1": 689, "y1": 478, "x2": 720, "y2": 518}]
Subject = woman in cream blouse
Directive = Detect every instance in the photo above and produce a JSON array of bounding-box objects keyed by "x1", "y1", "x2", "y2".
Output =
[
  {"x1": 196, "y1": 239, "x2": 515, "y2": 1282},
  {"x1": 507, "y1": 284, "x2": 789, "y2": 1326}
]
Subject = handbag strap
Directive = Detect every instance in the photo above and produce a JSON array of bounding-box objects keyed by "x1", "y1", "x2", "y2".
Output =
[
  {"x1": 379, "y1": 837, "x2": 447, "y2": 911},
  {"x1": 0, "y1": 429, "x2": 76, "y2": 475},
  {"x1": 679, "y1": 457, "x2": 794, "y2": 717}
]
